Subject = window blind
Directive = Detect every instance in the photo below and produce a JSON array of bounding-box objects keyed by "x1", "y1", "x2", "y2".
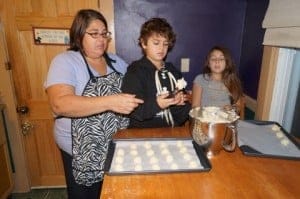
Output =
[{"x1": 262, "y1": 0, "x2": 300, "y2": 48}]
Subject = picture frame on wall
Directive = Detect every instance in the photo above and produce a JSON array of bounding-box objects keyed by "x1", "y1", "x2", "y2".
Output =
[{"x1": 32, "y1": 27, "x2": 70, "y2": 45}]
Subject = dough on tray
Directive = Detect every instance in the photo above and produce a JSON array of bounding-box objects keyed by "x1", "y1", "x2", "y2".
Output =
[
  {"x1": 112, "y1": 140, "x2": 204, "y2": 173},
  {"x1": 161, "y1": 148, "x2": 170, "y2": 155},
  {"x1": 146, "y1": 149, "x2": 155, "y2": 157},
  {"x1": 115, "y1": 156, "x2": 124, "y2": 164},
  {"x1": 134, "y1": 164, "x2": 143, "y2": 171},
  {"x1": 176, "y1": 140, "x2": 184, "y2": 147},
  {"x1": 116, "y1": 148, "x2": 125, "y2": 156},
  {"x1": 183, "y1": 153, "x2": 192, "y2": 160},
  {"x1": 189, "y1": 161, "x2": 198, "y2": 168},
  {"x1": 144, "y1": 141, "x2": 152, "y2": 149},
  {"x1": 130, "y1": 143, "x2": 137, "y2": 149},
  {"x1": 276, "y1": 131, "x2": 284, "y2": 138},
  {"x1": 152, "y1": 164, "x2": 160, "y2": 170},
  {"x1": 114, "y1": 164, "x2": 123, "y2": 172},
  {"x1": 130, "y1": 149, "x2": 138, "y2": 156},
  {"x1": 281, "y1": 138, "x2": 290, "y2": 146},
  {"x1": 170, "y1": 163, "x2": 178, "y2": 170},
  {"x1": 166, "y1": 155, "x2": 173, "y2": 163},
  {"x1": 133, "y1": 156, "x2": 142, "y2": 164},
  {"x1": 179, "y1": 146, "x2": 187, "y2": 153},
  {"x1": 271, "y1": 124, "x2": 281, "y2": 132},
  {"x1": 159, "y1": 142, "x2": 167, "y2": 149},
  {"x1": 149, "y1": 156, "x2": 158, "y2": 164}
]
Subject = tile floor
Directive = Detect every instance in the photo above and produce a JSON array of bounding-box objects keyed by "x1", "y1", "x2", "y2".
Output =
[
  {"x1": 9, "y1": 188, "x2": 67, "y2": 199},
  {"x1": 8, "y1": 107, "x2": 255, "y2": 199}
]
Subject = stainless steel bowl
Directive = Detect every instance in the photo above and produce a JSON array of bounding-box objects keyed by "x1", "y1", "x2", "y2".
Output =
[{"x1": 189, "y1": 107, "x2": 238, "y2": 156}]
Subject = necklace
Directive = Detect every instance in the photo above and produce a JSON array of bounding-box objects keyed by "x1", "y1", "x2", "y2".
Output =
[
  {"x1": 154, "y1": 65, "x2": 177, "y2": 127},
  {"x1": 155, "y1": 66, "x2": 177, "y2": 95}
]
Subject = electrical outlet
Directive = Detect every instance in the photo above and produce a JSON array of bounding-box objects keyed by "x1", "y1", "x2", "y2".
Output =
[{"x1": 181, "y1": 58, "x2": 190, "y2": 72}]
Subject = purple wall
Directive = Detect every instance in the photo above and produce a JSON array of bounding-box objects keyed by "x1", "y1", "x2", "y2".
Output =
[
  {"x1": 240, "y1": 0, "x2": 269, "y2": 98},
  {"x1": 114, "y1": 0, "x2": 268, "y2": 97}
]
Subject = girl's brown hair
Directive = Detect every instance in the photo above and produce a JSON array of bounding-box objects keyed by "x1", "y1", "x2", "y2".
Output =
[{"x1": 203, "y1": 46, "x2": 243, "y2": 104}]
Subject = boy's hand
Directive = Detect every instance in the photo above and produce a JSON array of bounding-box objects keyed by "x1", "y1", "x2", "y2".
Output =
[{"x1": 157, "y1": 93, "x2": 178, "y2": 109}]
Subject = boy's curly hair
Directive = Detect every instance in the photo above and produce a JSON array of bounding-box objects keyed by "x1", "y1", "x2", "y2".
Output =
[{"x1": 138, "y1": 17, "x2": 176, "y2": 52}]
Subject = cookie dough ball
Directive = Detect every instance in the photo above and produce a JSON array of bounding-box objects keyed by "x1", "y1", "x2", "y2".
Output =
[
  {"x1": 144, "y1": 141, "x2": 152, "y2": 149},
  {"x1": 276, "y1": 131, "x2": 284, "y2": 138},
  {"x1": 176, "y1": 140, "x2": 184, "y2": 147},
  {"x1": 130, "y1": 143, "x2": 137, "y2": 150},
  {"x1": 281, "y1": 138, "x2": 290, "y2": 146},
  {"x1": 183, "y1": 153, "x2": 191, "y2": 160},
  {"x1": 152, "y1": 164, "x2": 160, "y2": 170},
  {"x1": 271, "y1": 124, "x2": 280, "y2": 132},
  {"x1": 159, "y1": 142, "x2": 167, "y2": 149},
  {"x1": 116, "y1": 149, "x2": 125, "y2": 156},
  {"x1": 134, "y1": 164, "x2": 143, "y2": 171},
  {"x1": 149, "y1": 156, "x2": 158, "y2": 164},
  {"x1": 188, "y1": 161, "x2": 198, "y2": 168},
  {"x1": 130, "y1": 149, "x2": 138, "y2": 156},
  {"x1": 161, "y1": 148, "x2": 170, "y2": 155},
  {"x1": 134, "y1": 156, "x2": 142, "y2": 164},
  {"x1": 179, "y1": 147, "x2": 187, "y2": 153},
  {"x1": 166, "y1": 155, "x2": 173, "y2": 163},
  {"x1": 114, "y1": 164, "x2": 123, "y2": 172},
  {"x1": 170, "y1": 163, "x2": 178, "y2": 170},
  {"x1": 146, "y1": 149, "x2": 155, "y2": 157},
  {"x1": 115, "y1": 156, "x2": 124, "y2": 164}
]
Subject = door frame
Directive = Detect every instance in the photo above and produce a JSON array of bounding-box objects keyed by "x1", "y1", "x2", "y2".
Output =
[
  {"x1": 0, "y1": 0, "x2": 115, "y2": 192},
  {"x1": 0, "y1": 20, "x2": 30, "y2": 193}
]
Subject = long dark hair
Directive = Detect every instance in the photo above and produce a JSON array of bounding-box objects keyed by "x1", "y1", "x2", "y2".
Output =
[
  {"x1": 203, "y1": 46, "x2": 243, "y2": 103},
  {"x1": 68, "y1": 9, "x2": 108, "y2": 52}
]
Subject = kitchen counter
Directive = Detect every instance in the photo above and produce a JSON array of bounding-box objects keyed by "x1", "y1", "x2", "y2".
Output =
[{"x1": 100, "y1": 125, "x2": 300, "y2": 199}]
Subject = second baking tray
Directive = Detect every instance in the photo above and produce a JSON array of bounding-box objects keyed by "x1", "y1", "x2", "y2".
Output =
[
  {"x1": 237, "y1": 120, "x2": 300, "y2": 160},
  {"x1": 104, "y1": 138, "x2": 211, "y2": 175}
]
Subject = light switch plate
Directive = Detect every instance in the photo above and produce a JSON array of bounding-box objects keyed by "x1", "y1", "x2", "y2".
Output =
[{"x1": 181, "y1": 58, "x2": 190, "y2": 72}]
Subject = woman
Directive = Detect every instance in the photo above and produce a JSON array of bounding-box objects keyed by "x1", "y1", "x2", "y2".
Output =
[{"x1": 44, "y1": 9, "x2": 143, "y2": 199}]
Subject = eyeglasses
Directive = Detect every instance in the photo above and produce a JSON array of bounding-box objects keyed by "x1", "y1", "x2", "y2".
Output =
[
  {"x1": 210, "y1": 58, "x2": 225, "y2": 62},
  {"x1": 85, "y1": 31, "x2": 112, "y2": 39}
]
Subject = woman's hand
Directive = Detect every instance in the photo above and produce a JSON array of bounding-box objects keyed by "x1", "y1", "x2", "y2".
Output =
[
  {"x1": 47, "y1": 84, "x2": 143, "y2": 117},
  {"x1": 109, "y1": 94, "x2": 144, "y2": 114}
]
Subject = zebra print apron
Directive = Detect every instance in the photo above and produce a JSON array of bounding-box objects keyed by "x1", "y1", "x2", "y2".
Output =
[{"x1": 71, "y1": 52, "x2": 129, "y2": 186}]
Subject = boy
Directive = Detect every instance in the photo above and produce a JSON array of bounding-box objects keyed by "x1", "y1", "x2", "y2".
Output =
[{"x1": 122, "y1": 17, "x2": 191, "y2": 128}]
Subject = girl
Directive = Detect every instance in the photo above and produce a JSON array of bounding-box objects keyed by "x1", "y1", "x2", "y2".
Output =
[{"x1": 192, "y1": 46, "x2": 243, "y2": 116}]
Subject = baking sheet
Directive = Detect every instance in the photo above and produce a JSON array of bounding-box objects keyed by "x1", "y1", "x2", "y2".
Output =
[
  {"x1": 237, "y1": 120, "x2": 300, "y2": 160},
  {"x1": 104, "y1": 138, "x2": 211, "y2": 175}
]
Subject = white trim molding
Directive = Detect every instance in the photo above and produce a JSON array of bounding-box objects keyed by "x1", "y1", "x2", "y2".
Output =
[{"x1": 269, "y1": 48, "x2": 296, "y2": 125}]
